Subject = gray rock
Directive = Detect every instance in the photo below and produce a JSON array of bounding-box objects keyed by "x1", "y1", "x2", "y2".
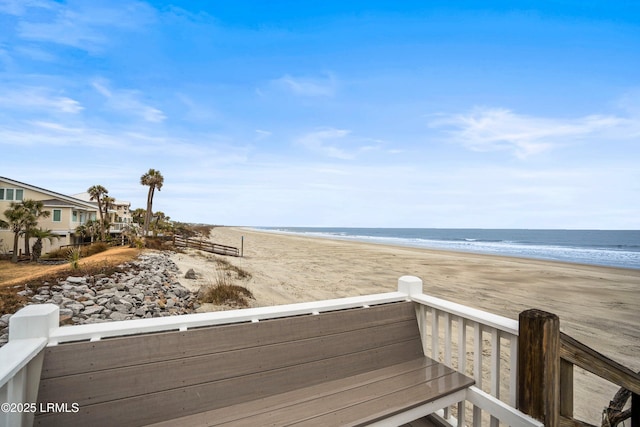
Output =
[
  {"x1": 68, "y1": 303, "x2": 85, "y2": 315},
  {"x1": 184, "y1": 268, "x2": 197, "y2": 279},
  {"x1": 0, "y1": 314, "x2": 11, "y2": 328},
  {"x1": 109, "y1": 312, "x2": 129, "y2": 321},
  {"x1": 113, "y1": 304, "x2": 129, "y2": 314},
  {"x1": 1, "y1": 251, "x2": 198, "y2": 348},
  {"x1": 83, "y1": 306, "x2": 104, "y2": 316}
]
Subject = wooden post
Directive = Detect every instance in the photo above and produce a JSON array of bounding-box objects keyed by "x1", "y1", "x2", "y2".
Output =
[
  {"x1": 518, "y1": 309, "x2": 560, "y2": 427},
  {"x1": 559, "y1": 358, "x2": 574, "y2": 419}
]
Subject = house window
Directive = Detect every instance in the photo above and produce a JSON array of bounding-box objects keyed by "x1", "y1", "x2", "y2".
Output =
[
  {"x1": 72, "y1": 211, "x2": 78, "y2": 222},
  {"x1": 53, "y1": 209, "x2": 61, "y2": 222},
  {"x1": 0, "y1": 188, "x2": 23, "y2": 201}
]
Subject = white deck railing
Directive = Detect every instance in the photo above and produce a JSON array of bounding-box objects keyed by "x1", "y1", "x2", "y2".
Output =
[
  {"x1": 400, "y1": 276, "x2": 522, "y2": 427},
  {"x1": 0, "y1": 276, "x2": 541, "y2": 427}
]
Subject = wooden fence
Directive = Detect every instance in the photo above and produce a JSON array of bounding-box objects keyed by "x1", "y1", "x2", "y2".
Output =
[
  {"x1": 518, "y1": 310, "x2": 639, "y2": 427},
  {"x1": 173, "y1": 235, "x2": 239, "y2": 257}
]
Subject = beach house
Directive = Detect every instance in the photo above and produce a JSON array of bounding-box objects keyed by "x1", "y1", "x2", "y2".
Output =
[
  {"x1": 0, "y1": 176, "x2": 128, "y2": 257},
  {"x1": 73, "y1": 192, "x2": 133, "y2": 233}
]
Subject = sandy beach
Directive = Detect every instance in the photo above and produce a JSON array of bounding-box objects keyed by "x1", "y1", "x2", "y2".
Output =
[{"x1": 170, "y1": 226, "x2": 640, "y2": 423}]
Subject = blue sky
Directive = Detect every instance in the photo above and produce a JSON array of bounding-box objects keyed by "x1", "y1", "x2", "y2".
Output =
[{"x1": 1, "y1": 1, "x2": 639, "y2": 228}]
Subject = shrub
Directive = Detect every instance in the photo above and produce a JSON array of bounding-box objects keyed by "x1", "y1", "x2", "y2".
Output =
[
  {"x1": 213, "y1": 257, "x2": 252, "y2": 279},
  {"x1": 44, "y1": 242, "x2": 109, "y2": 259},
  {"x1": 83, "y1": 242, "x2": 109, "y2": 256},
  {"x1": 198, "y1": 270, "x2": 254, "y2": 307},
  {"x1": 68, "y1": 248, "x2": 81, "y2": 270},
  {"x1": 198, "y1": 284, "x2": 254, "y2": 307}
]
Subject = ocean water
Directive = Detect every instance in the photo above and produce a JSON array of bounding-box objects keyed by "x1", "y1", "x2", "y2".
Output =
[{"x1": 259, "y1": 228, "x2": 640, "y2": 270}]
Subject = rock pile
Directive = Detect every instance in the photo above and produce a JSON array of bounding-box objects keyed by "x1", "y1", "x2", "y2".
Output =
[{"x1": 0, "y1": 252, "x2": 198, "y2": 347}]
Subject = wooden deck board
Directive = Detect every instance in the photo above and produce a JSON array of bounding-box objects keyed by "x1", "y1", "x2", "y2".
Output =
[
  {"x1": 41, "y1": 302, "x2": 417, "y2": 378},
  {"x1": 38, "y1": 320, "x2": 420, "y2": 405},
  {"x1": 35, "y1": 301, "x2": 474, "y2": 427},
  {"x1": 146, "y1": 358, "x2": 444, "y2": 426}
]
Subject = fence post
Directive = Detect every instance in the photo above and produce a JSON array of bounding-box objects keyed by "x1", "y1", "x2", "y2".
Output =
[
  {"x1": 7, "y1": 304, "x2": 59, "y2": 427},
  {"x1": 518, "y1": 309, "x2": 560, "y2": 427},
  {"x1": 397, "y1": 276, "x2": 423, "y2": 296}
]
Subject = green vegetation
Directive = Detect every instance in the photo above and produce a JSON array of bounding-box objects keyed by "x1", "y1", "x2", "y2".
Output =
[
  {"x1": 196, "y1": 254, "x2": 253, "y2": 307},
  {"x1": 45, "y1": 242, "x2": 109, "y2": 260},
  {"x1": 140, "y1": 168, "x2": 164, "y2": 237},
  {"x1": 68, "y1": 247, "x2": 81, "y2": 270},
  {"x1": 87, "y1": 184, "x2": 109, "y2": 241},
  {"x1": 214, "y1": 256, "x2": 251, "y2": 279}
]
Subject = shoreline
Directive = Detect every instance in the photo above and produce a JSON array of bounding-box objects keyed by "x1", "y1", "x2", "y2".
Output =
[
  {"x1": 244, "y1": 226, "x2": 640, "y2": 274},
  {"x1": 251, "y1": 226, "x2": 640, "y2": 271}
]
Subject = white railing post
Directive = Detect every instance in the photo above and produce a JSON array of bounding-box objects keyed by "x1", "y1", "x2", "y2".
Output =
[
  {"x1": 9, "y1": 304, "x2": 59, "y2": 340},
  {"x1": 398, "y1": 275, "x2": 423, "y2": 296},
  {"x1": 4, "y1": 304, "x2": 59, "y2": 427}
]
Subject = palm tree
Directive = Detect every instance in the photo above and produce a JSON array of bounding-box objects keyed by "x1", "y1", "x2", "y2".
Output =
[
  {"x1": 30, "y1": 228, "x2": 59, "y2": 262},
  {"x1": 132, "y1": 208, "x2": 146, "y2": 226},
  {"x1": 152, "y1": 211, "x2": 167, "y2": 237},
  {"x1": 75, "y1": 224, "x2": 88, "y2": 245},
  {"x1": 4, "y1": 202, "x2": 30, "y2": 262},
  {"x1": 140, "y1": 168, "x2": 164, "y2": 237},
  {"x1": 87, "y1": 185, "x2": 108, "y2": 241},
  {"x1": 21, "y1": 199, "x2": 50, "y2": 258}
]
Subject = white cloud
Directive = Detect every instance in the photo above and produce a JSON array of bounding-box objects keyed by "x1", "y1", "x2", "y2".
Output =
[
  {"x1": 296, "y1": 128, "x2": 353, "y2": 159},
  {"x1": 13, "y1": 1, "x2": 156, "y2": 53},
  {"x1": 429, "y1": 107, "x2": 637, "y2": 159},
  {"x1": 0, "y1": 87, "x2": 83, "y2": 113},
  {"x1": 296, "y1": 128, "x2": 387, "y2": 160},
  {"x1": 92, "y1": 79, "x2": 166, "y2": 123},
  {"x1": 274, "y1": 73, "x2": 337, "y2": 97},
  {"x1": 0, "y1": 0, "x2": 51, "y2": 16}
]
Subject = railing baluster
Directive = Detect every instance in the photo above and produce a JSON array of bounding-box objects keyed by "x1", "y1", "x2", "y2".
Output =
[
  {"x1": 431, "y1": 306, "x2": 439, "y2": 360},
  {"x1": 473, "y1": 321, "x2": 483, "y2": 426},
  {"x1": 490, "y1": 328, "x2": 500, "y2": 427},
  {"x1": 458, "y1": 316, "x2": 467, "y2": 374},
  {"x1": 417, "y1": 304, "x2": 428, "y2": 356},
  {"x1": 509, "y1": 334, "x2": 518, "y2": 407},
  {"x1": 443, "y1": 312, "x2": 451, "y2": 423},
  {"x1": 444, "y1": 312, "x2": 452, "y2": 367},
  {"x1": 474, "y1": 322, "x2": 483, "y2": 388}
]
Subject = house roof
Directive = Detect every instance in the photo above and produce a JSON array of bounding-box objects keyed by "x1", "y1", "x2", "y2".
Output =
[
  {"x1": 39, "y1": 199, "x2": 95, "y2": 210},
  {"x1": 0, "y1": 176, "x2": 98, "y2": 210},
  {"x1": 72, "y1": 192, "x2": 131, "y2": 207}
]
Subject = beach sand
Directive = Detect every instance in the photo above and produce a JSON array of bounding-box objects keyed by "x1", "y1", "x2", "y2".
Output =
[{"x1": 170, "y1": 226, "x2": 640, "y2": 423}]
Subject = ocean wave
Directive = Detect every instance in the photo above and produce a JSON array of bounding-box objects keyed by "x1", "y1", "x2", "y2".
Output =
[{"x1": 260, "y1": 227, "x2": 640, "y2": 269}]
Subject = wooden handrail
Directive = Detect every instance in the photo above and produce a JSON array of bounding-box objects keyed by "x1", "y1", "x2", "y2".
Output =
[{"x1": 560, "y1": 332, "x2": 640, "y2": 395}]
